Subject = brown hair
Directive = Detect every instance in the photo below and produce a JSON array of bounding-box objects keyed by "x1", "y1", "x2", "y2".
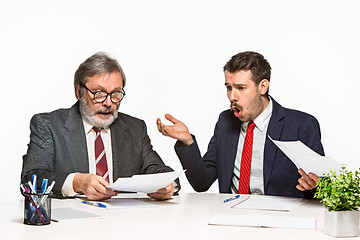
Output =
[{"x1": 223, "y1": 51, "x2": 271, "y2": 85}]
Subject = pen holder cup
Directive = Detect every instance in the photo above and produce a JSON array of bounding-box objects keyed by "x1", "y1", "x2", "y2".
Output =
[{"x1": 23, "y1": 192, "x2": 52, "y2": 225}]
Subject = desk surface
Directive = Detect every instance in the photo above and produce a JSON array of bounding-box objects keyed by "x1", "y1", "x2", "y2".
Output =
[{"x1": 1, "y1": 193, "x2": 359, "y2": 240}]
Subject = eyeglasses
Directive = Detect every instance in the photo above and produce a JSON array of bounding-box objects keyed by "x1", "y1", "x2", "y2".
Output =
[{"x1": 82, "y1": 84, "x2": 125, "y2": 103}]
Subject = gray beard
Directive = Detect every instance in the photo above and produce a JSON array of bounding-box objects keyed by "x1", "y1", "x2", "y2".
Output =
[{"x1": 79, "y1": 96, "x2": 118, "y2": 129}]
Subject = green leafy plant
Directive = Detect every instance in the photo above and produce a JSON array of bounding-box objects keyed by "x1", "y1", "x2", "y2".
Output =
[{"x1": 315, "y1": 166, "x2": 360, "y2": 211}]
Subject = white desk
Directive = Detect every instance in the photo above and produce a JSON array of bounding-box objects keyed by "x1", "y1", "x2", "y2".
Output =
[{"x1": 1, "y1": 193, "x2": 359, "y2": 240}]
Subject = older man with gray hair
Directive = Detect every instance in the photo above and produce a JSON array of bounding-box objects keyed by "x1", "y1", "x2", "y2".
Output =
[{"x1": 22, "y1": 52, "x2": 178, "y2": 200}]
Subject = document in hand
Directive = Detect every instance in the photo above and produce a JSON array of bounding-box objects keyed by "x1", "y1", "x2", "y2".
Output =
[
  {"x1": 269, "y1": 137, "x2": 341, "y2": 176},
  {"x1": 107, "y1": 170, "x2": 184, "y2": 193}
]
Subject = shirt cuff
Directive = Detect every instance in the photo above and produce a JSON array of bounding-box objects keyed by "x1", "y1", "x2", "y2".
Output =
[{"x1": 61, "y1": 173, "x2": 77, "y2": 197}]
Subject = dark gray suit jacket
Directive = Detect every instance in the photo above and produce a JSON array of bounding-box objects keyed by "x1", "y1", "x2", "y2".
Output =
[{"x1": 21, "y1": 102, "x2": 175, "y2": 198}]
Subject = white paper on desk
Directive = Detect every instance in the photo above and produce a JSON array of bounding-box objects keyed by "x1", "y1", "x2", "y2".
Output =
[
  {"x1": 269, "y1": 137, "x2": 341, "y2": 176},
  {"x1": 209, "y1": 214, "x2": 316, "y2": 230},
  {"x1": 100, "y1": 198, "x2": 158, "y2": 209},
  {"x1": 107, "y1": 170, "x2": 184, "y2": 193},
  {"x1": 232, "y1": 195, "x2": 305, "y2": 211},
  {"x1": 51, "y1": 208, "x2": 102, "y2": 222}
]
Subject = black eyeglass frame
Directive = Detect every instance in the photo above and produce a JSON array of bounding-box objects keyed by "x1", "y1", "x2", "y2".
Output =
[{"x1": 81, "y1": 84, "x2": 126, "y2": 103}]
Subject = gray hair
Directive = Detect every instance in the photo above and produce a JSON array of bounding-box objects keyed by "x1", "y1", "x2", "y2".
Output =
[{"x1": 74, "y1": 52, "x2": 126, "y2": 97}]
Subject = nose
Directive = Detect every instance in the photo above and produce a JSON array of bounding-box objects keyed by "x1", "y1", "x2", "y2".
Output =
[
  {"x1": 228, "y1": 89, "x2": 238, "y2": 103},
  {"x1": 102, "y1": 95, "x2": 113, "y2": 107}
]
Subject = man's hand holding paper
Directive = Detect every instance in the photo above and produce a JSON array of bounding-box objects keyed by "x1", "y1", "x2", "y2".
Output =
[
  {"x1": 147, "y1": 182, "x2": 175, "y2": 200},
  {"x1": 269, "y1": 137, "x2": 341, "y2": 191},
  {"x1": 296, "y1": 168, "x2": 319, "y2": 191},
  {"x1": 73, "y1": 173, "x2": 117, "y2": 201}
]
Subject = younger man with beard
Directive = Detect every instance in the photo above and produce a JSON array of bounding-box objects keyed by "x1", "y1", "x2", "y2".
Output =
[
  {"x1": 22, "y1": 52, "x2": 177, "y2": 201},
  {"x1": 157, "y1": 51, "x2": 324, "y2": 198}
]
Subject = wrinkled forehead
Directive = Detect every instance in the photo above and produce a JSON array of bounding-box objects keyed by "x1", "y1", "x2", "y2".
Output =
[{"x1": 85, "y1": 72, "x2": 123, "y2": 90}]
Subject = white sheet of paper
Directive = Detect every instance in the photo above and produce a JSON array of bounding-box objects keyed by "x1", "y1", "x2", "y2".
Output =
[
  {"x1": 269, "y1": 137, "x2": 341, "y2": 176},
  {"x1": 100, "y1": 198, "x2": 158, "y2": 209},
  {"x1": 209, "y1": 214, "x2": 316, "y2": 230},
  {"x1": 232, "y1": 195, "x2": 305, "y2": 211},
  {"x1": 51, "y1": 208, "x2": 102, "y2": 222},
  {"x1": 107, "y1": 170, "x2": 184, "y2": 193}
]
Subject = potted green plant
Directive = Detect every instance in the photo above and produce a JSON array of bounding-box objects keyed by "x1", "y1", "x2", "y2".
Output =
[{"x1": 314, "y1": 166, "x2": 360, "y2": 237}]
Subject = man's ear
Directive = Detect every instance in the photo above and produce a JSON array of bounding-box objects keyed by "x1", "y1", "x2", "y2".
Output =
[
  {"x1": 258, "y1": 79, "x2": 269, "y2": 95},
  {"x1": 75, "y1": 87, "x2": 81, "y2": 100}
]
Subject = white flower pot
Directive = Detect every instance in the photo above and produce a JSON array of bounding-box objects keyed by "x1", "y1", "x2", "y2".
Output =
[{"x1": 324, "y1": 209, "x2": 359, "y2": 237}]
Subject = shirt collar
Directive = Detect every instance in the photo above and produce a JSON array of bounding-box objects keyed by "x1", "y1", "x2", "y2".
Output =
[
  {"x1": 82, "y1": 118, "x2": 111, "y2": 135},
  {"x1": 241, "y1": 97, "x2": 273, "y2": 132}
]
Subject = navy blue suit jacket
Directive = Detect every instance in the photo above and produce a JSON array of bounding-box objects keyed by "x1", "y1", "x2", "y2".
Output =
[{"x1": 175, "y1": 98, "x2": 324, "y2": 198}]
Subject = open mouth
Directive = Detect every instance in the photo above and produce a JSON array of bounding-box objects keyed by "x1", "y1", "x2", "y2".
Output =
[
  {"x1": 97, "y1": 111, "x2": 113, "y2": 119},
  {"x1": 231, "y1": 105, "x2": 241, "y2": 118}
]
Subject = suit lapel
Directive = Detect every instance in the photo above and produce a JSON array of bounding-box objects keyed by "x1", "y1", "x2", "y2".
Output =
[
  {"x1": 63, "y1": 103, "x2": 89, "y2": 172},
  {"x1": 110, "y1": 115, "x2": 131, "y2": 180},
  {"x1": 225, "y1": 115, "x2": 241, "y2": 187},
  {"x1": 263, "y1": 98, "x2": 285, "y2": 192}
]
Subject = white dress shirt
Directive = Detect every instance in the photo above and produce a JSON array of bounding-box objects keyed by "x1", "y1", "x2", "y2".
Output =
[
  {"x1": 231, "y1": 98, "x2": 273, "y2": 194},
  {"x1": 61, "y1": 119, "x2": 114, "y2": 197}
]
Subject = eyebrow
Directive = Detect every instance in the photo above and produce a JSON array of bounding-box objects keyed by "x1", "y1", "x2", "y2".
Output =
[
  {"x1": 94, "y1": 86, "x2": 122, "y2": 92},
  {"x1": 224, "y1": 82, "x2": 246, "y2": 87}
]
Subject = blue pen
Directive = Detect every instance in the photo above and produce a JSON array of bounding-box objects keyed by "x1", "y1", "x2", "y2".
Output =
[
  {"x1": 32, "y1": 174, "x2": 37, "y2": 193},
  {"x1": 223, "y1": 195, "x2": 240, "y2": 203},
  {"x1": 40, "y1": 179, "x2": 48, "y2": 194},
  {"x1": 82, "y1": 200, "x2": 107, "y2": 208}
]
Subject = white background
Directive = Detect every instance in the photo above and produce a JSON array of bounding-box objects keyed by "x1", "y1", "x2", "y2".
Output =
[{"x1": 1, "y1": 0, "x2": 359, "y2": 202}]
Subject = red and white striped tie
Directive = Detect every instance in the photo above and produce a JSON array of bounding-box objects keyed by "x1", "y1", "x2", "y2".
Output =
[
  {"x1": 93, "y1": 127, "x2": 109, "y2": 182},
  {"x1": 238, "y1": 121, "x2": 256, "y2": 194}
]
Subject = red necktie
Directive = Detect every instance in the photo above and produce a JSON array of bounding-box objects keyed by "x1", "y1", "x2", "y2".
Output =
[
  {"x1": 93, "y1": 127, "x2": 110, "y2": 182},
  {"x1": 238, "y1": 121, "x2": 256, "y2": 194}
]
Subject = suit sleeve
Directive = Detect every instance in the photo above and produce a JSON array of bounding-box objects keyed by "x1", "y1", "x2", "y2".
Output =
[
  {"x1": 299, "y1": 115, "x2": 325, "y2": 156},
  {"x1": 21, "y1": 114, "x2": 68, "y2": 198},
  {"x1": 174, "y1": 120, "x2": 219, "y2": 192},
  {"x1": 299, "y1": 114, "x2": 325, "y2": 198}
]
